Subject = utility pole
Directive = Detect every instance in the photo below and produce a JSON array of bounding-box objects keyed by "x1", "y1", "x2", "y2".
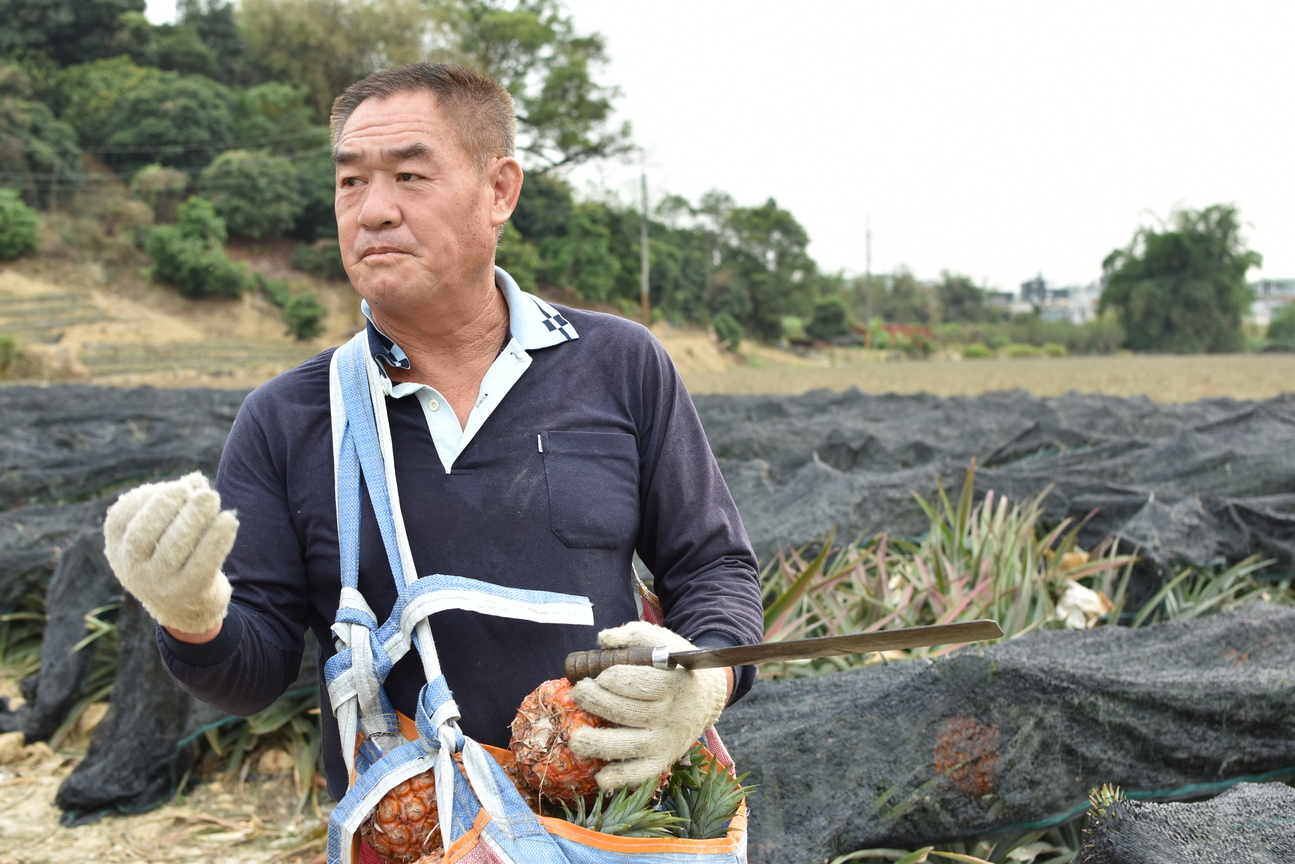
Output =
[
  {"x1": 864, "y1": 215, "x2": 873, "y2": 344},
  {"x1": 640, "y1": 171, "x2": 650, "y2": 326}
]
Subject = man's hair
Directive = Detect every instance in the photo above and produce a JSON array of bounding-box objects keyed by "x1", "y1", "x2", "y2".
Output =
[{"x1": 330, "y1": 63, "x2": 516, "y2": 170}]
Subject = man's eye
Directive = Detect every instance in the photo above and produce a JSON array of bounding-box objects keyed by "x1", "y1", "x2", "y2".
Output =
[
  {"x1": 339, "y1": 177, "x2": 361, "y2": 188},
  {"x1": 397, "y1": 173, "x2": 417, "y2": 182}
]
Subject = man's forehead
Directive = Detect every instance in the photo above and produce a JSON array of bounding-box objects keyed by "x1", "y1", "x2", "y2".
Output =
[{"x1": 335, "y1": 92, "x2": 451, "y2": 150}]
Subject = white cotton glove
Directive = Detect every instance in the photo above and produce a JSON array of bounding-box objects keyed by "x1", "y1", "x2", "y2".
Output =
[
  {"x1": 568, "y1": 621, "x2": 728, "y2": 792},
  {"x1": 103, "y1": 472, "x2": 238, "y2": 633}
]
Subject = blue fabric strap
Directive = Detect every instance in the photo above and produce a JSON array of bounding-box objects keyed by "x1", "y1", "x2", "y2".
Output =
[{"x1": 323, "y1": 333, "x2": 602, "y2": 864}]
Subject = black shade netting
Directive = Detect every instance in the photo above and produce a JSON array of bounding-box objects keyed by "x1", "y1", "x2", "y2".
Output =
[
  {"x1": 695, "y1": 389, "x2": 1295, "y2": 574},
  {"x1": 1073, "y1": 782, "x2": 1295, "y2": 864},
  {"x1": 717, "y1": 603, "x2": 1295, "y2": 864}
]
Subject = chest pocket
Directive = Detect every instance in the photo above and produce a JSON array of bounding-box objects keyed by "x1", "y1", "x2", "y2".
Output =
[{"x1": 540, "y1": 430, "x2": 640, "y2": 549}]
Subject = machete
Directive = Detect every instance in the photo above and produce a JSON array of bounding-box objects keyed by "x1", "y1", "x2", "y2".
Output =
[{"x1": 564, "y1": 619, "x2": 1003, "y2": 681}]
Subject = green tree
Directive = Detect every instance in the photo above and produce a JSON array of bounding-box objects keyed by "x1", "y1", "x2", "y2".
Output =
[
  {"x1": 54, "y1": 56, "x2": 163, "y2": 139},
  {"x1": 716, "y1": 198, "x2": 815, "y2": 341},
  {"x1": 114, "y1": 10, "x2": 219, "y2": 78},
  {"x1": 430, "y1": 0, "x2": 632, "y2": 172},
  {"x1": 539, "y1": 202, "x2": 620, "y2": 301},
  {"x1": 879, "y1": 268, "x2": 933, "y2": 323},
  {"x1": 197, "y1": 149, "x2": 306, "y2": 239},
  {"x1": 510, "y1": 171, "x2": 574, "y2": 242},
  {"x1": 1267, "y1": 303, "x2": 1295, "y2": 352},
  {"x1": 100, "y1": 73, "x2": 236, "y2": 175},
  {"x1": 937, "y1": 271, "x2": 996, "y2": 323},
  {"x1": 0, "y1": 0, "x2": 146, "y2": 67},
  {"x1": 805, "y1": 296, "x2": 852, "y2": 340},
  {"x1": 232, "y1": 82, "x2": 320, "y2": 145},
  {"x1": 131, "y1": 163, "x2": 189, "y2": 223},
  {"x1": 1100, "y1": 205, "x2": 1261, "y2": 353},
  {"x1": 179, "y1": 0, "x2": 256, "y2": 85},
  {"x1": 0, "y1": 187, "x2": 39, "y2": 259},
  {"x1": 0, "y1": 78, "x2": 82, "y2": 207},
  {"x1": 238, "y1": 0, "x2": 425, "y2": 118},
  {"x1": 175, "y1": 195, "x2": 226, "y2": 243}
]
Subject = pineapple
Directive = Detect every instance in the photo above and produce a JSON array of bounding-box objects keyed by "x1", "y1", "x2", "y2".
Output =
[
  {"x1": 509, "y1": 677, "x2": 613, "y2": 807},
  {"x1": 361, "y1": 753, "x2": 538, "y2": 864},
  {"x1": 360, "y1": 771, "x2": 442, "y2": 863}
]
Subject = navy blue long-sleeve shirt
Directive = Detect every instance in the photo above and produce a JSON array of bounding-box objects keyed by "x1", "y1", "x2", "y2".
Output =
[{"x1": 158, "y1": 291, "x2": 764, "y2": 800}]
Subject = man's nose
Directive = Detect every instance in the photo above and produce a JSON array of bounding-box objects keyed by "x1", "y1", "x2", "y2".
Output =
[{"x1": 357, "y1": 175, "x2": 401, "y2": 229}]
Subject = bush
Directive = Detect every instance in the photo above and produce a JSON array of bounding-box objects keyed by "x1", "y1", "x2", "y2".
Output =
[
  {"x1": 962, "y1": 342, "x2": 992, "y2": 359},
  {"x1": 292, "y1": 240, "x2": 348, "y2": 281},
  {"x1": 283, "y1": 292, "x2": 327, "y2": 340},
  {"x1": 1268, "y1": 304, "x2": 1295, "y2": 351},
  {"x1": 131, "y1": 164, "x2": 188, "y2": 223},
  {"x1": 1041, "y1": 342, "x2": 1067, "y2": 356},
  {"x1": 198, "y1": 149, "x2": 305, "y2": 240},
  {"x1": 1005, "y1": 342, "x2": 1044, "y2": 358},
  {"x1": 805, "y1": 297, "x2": 852, "y2": 341},
  {"x1": 146, "y1": 198, "x2": 249, "y2": 299},
  {"x1": 0, "y1": 189, "x2": 39, "y2": 259},
  {"x1": 146, "y1": 225, "x2": 251, "y2": 299},
  {"x1": 712, "y1": 312, "x2": 744, "y2": 352},
  {"x1": 255, "y1": 273, "x2": 293, "y2": 308},
  {"x1": 176, "y1": 196, "x2": 226, "y2": 244}
]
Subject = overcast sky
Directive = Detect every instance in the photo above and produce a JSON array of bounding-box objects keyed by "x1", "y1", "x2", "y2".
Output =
[{"x1": 148, "y1": 1, "x2": 1293, "y2": 291}]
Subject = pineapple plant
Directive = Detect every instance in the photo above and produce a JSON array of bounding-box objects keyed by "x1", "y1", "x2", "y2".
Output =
[{"x1": 508, "y1": 677, "x2": 615, "y2": 807}]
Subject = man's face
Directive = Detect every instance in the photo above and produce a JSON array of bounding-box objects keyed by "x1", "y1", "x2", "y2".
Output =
[{"x1": 333, "y1": 91, "x2": 516, "y2": 320}]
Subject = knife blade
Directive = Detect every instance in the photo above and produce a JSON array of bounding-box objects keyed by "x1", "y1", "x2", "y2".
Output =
[{"x1": 564, "y1": 619, "x2": 1003, "y2": 681}]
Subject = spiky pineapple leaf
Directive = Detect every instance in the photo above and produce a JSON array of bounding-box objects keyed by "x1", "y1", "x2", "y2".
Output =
[
  {"x1": 557, "y1": 782, "x2": 686, "y2": 838},
  {"x1": 666, "y1": 743, "x2": 756, "y2": 840}
]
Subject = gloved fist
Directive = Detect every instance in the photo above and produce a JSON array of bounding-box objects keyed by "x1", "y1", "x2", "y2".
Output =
[
  {"x1": 103, "y1": 472, "x2": 238, "y2": 634},
  {"x1": 568, "y1": 621, "x2": 727, "y2": 792}
]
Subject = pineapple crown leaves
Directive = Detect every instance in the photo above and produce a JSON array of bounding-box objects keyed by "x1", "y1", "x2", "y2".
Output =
[
  {"x1": 665, "y1": 743, "x2": 756, "y2": 840},
  {"x1": 558, "y1": 780, "x2": 687, "y2": 838}
]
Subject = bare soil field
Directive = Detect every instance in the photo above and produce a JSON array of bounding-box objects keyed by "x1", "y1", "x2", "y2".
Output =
[
  {"x1": 4, "y1": 262, "x2": 1291, "y2": 402},
  {"x1": 0, "y1": 724, "x2": 327, "y2": 864},
  {"x1": 683, "y1": 350, "x2": 1295, "y2": 402}
]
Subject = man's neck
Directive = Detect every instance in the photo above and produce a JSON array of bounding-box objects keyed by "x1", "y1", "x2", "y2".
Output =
[{"x1": 371, "y1": 275, "x2": 511, "y2": 426}]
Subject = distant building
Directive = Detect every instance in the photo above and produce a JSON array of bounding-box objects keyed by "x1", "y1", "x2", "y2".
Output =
[
  {"x1": 1016, "y1": 274, "x2": 1099, "y2": 323},
  {"x1": 1250, "y1": 278, "x2": 1295, "y2": 326}
]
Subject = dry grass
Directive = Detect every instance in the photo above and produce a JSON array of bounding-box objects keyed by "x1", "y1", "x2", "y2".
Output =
[{"x1": 681, "y1": 352, "x2": 1295, "y2": 402}]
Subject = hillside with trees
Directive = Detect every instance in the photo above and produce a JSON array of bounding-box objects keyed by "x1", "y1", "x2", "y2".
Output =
[{"x1": 0, "y1": 0, "x2": 1271, "y2": 362}]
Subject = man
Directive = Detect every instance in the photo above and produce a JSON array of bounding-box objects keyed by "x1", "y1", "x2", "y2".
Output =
[{"x1": 102, "y1": 63, "x2": 764, "y2": 807}]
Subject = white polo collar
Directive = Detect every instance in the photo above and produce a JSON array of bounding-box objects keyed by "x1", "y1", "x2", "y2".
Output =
[
  {"x1": 361, "y1": 267, "x2": 578, "y2": 372},
  {"x1": 357, "y1": 267, "x2": 578, "y2": 473}
]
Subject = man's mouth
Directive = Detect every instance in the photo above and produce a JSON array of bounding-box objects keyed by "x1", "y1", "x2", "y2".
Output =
[{"x1": 359, "y1": 246, "x2": 409, "y2": 260}]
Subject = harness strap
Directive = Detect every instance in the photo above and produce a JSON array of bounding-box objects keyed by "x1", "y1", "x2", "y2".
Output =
[{"x1": 323, "y1": 333, "x2": 594, "y2": 864}]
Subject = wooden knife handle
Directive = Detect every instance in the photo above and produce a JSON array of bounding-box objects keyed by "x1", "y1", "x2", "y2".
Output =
[{"x1": 564, "y1": 646, "x2": 657, "y2": 681}]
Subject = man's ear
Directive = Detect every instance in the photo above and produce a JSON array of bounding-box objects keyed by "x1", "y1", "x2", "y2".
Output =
[{"x1": 489, "y1": 157, "x2": 524, "y2": 228}]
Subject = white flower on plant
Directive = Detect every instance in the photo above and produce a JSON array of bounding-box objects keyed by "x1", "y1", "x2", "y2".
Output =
[{"x1": 1055, "y1": 579, "x2": 1113, "y2": 629}]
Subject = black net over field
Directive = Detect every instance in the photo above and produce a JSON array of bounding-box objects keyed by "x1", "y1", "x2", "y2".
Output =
[
  {"x1": 694, "y1": 388, "x2": 1295, "y2": 575},
  {"x1": 1074, "y1": 782, "x2": 1295, "y2": 864},
  {"x1": 2, "y1": 384, "x2": 1294, "y2": 831},
  {"x1": 719, "y1": 603, "x2": 1295, "y2": 863}
]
